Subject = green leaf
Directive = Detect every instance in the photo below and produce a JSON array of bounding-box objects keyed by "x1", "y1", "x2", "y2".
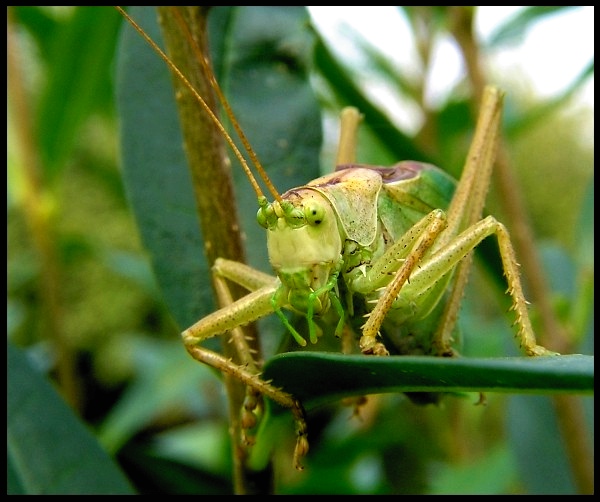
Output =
[
  {"x1": 507, "y1": 395, "x2": 590, "y2": 494},
  {"x1": 117, "y1": 7, "x2": 321, "y2": 330},
  {"x1": 486, "y1": 6, "x2": 578, "y2": 48},
  {"x1": 36, "y1": 6, "x2": 122, "y2": 178},
  {"x1": 7, "y1": 342, "x2": 136, "y2": 494},
  {"x1": 117, "y1": 7, "x2": 204, "y2": 330},
  {"x1": 429, "y1": 445, "x2": 519, "y2": 494},
  {"x1": 263, "y1": 353, "x2": 593, "y2": 411},
  {"x1": 10, "y1": 6, "x2": 60, "y2": 62},
  {"x1": 505, "y1": 59, "x2": 594, "y2": 138},
  {"x1": 313, "y1": 35, "x2": 431, "y2": 164},
  {"x1": 97, "y1": 337, "x2": 221, "y2": 453}
]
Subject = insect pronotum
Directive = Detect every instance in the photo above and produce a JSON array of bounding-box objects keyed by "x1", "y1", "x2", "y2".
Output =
[{"x1": 117, "y1": 6, "x2": 555, "y2": 474}]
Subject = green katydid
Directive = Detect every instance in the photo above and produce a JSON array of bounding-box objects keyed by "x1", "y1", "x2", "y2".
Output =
[{"x1": 117, "y1": 7, "x2": 556, "y2": 472}]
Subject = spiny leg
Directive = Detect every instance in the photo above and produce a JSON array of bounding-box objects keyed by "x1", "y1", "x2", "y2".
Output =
[
  {"x1": 428, "y1": 245, "x2": 474, "y2": 357},
  {"x1": 211, "y1": 268, "x2": 263, "y2": 446},
  {"x1": 358, "y1": 209, "x2": 448, "y2": 355},
  {"x1": 439, "y1": 86, "x2": 503, "y2": 246},
  {"x1": 429, "y1": 86, "x2": 503, "y2": 355},
  {"x1": 429, "y1": 216, "x2": 556, "y2": 357},
  {"x1": 213, "y1": 257, "x2": 279, "y2": 294},
  {"x1": 336, "y1": 107, "x2": 362, "y2": 165},
  {"x1": 338, "y1": 324, "x2": 370, "y2": 418},
  {"x1": 351, "y1": 78, "x2": 557, "y2": 357},
  {"x1": 181, "y1": 259, "x2": 310, "y2": 470},
  {"x1": 183, "y1": 342, "x2": 309, "y2": 470},
  {"x1": 372, "y1": 215, "x2": 556, "y2": 357}
]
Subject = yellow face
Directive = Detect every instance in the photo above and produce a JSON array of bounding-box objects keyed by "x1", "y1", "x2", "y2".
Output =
[
  {"x1": 259, "y1": 188, "x2": 344, "y2": 316},
  {"x1": 267, "y1": 189, "x2": 342, "y2": 272}
]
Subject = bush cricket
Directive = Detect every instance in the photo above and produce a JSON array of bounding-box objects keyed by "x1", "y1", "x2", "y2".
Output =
[{"x1": 116, "y1": 6, "x2": 556, "y2": 473}]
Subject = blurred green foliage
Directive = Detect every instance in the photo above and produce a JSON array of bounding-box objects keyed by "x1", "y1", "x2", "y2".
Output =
[{"x1": 7, "y1": 6, "x2": 593, "y2": 495}]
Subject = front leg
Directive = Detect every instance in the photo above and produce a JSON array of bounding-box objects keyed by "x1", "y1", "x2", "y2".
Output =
[
  {"x1": 182, "y1": 258, "x2": 309, "y2": 470},
  {"x1": 183, "y1": 259, "x2": 279, "y2": 343},
  {"x1": 183, "y1": 343, "x2": 309, "y2": 470}
]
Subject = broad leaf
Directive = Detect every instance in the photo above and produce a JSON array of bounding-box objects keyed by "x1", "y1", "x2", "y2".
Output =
[{"x1": 7, "y1": 342, "x2": 136, "y2": 495}]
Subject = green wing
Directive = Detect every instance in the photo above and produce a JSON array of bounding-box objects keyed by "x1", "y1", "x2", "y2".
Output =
[{"x1": 373, "y1": 161, "x2": 456, "y2": 242}]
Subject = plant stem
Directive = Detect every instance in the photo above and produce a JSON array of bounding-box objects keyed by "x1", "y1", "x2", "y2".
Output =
[
  {"x1": 7, "y1": 7, "x2": 80, "y2": 411},
  {"x1": 156, "y1": 7, "x2": 271, "y2": 494}
]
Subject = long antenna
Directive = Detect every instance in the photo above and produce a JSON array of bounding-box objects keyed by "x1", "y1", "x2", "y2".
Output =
[
  {"x1": 116, "y1": 6, "x2": 277, "y2": 202},
  {"x1": 168, "y1": 7, "x2": 282, "y2": 203}
]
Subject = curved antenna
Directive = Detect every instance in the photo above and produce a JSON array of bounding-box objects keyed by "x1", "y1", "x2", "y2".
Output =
[
  {"x1": 169, "y1": 7, "x2": 282, "y2": 203},
  {"x1": 116, "y1": 6, "x2": 274, "y2": 202}
]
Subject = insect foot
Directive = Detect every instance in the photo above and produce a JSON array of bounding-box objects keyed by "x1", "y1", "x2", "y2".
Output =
[
  {"x1": 183, "y1": 341, "x2": 310, "y2": 470},
  {"x1": 240, "y1": 389, "x2": 262, "y2": 446},
  {"x1": 525, "y1": 344, "x2": 560, "y2": 357},
  {"x1": 359, "y1": 336, "x2": 390, "y2": 356},
  {"x1": 292, "y1": 398, "x2": 309, "y2": 471}
]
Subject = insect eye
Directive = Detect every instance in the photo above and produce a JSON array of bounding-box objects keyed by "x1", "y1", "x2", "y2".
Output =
[
  {"x1": 256, "y1": 203, "x2": 277, "y2": 229},
  {"x1": 288, "y1": 207, "x2": 305, "y2": 228},
  {"x1": 304, "y1": 204, "x2": 325, "y2": 226},
  {"x1": 256, "y1": 208, "x2": 268, "y2": 228}
]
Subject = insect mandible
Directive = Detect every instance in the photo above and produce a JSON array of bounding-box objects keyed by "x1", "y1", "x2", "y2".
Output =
[{"x1": 117, "y1": 7, "x2": 556, "y2": 472}]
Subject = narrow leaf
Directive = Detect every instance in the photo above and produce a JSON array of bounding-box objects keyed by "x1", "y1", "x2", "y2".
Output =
[
  {"x1": 486, "y1": 6, "x2": 577, "y2": 48},
  {"x1": 37, "y1": 6, "x2": 122, "y2": 178},
  {"x1": 313, "y1": 35, "x2": 432, "y2": 163},
  {"x1": 263, "y1": 353, "x2": 593, "y2": 411}
]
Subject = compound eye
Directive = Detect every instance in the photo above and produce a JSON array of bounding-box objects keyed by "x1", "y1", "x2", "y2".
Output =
[
  {"x1": 256, "y1": 203, "x2": 276, "y2": 229},
  {"x1": 304, "y1": 203, "x2": 325, "y2": 226},
  {"x1": 287, "y1": 207, "x2": 305, "y2": 228}
]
